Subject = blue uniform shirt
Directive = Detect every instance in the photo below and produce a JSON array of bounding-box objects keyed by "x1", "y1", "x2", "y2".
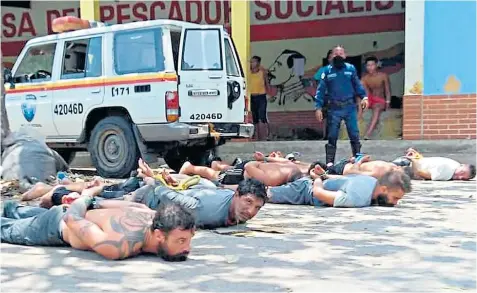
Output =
[
  {"x1": 313, "y1": 66, "x2": 327, "y2": 81},
  {"x1": 315, "y1": 63, "x2": 367, "y2": 109}
]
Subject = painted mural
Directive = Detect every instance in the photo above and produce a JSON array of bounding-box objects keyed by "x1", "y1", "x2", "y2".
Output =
[{"x1": 261, "y1": 43, "x2": 405, "y2": 112}]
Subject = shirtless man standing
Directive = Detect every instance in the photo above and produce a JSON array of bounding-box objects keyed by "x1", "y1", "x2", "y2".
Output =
[
  {"x1": 360, "y1": 56, "x2": 391, "y2": 140},
  {"x1": 309, "y1": 155, "x2": 413, "y2": 180},
  {"x1": 1, "y1": 192, "x2": 195, "y2": 261}
]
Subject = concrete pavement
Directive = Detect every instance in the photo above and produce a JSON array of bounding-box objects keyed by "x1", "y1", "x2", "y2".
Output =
[
  {"x1": 1, "y1": 179, "x2": 476, "y2": 292},
  {"x1": 70, "y1": 139, "x2": 476, "y2": 168}
]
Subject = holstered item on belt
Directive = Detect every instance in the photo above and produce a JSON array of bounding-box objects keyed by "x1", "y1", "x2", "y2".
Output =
[
  {"x1": 328, "y1": 98, "x2": 355, "y2": 109},
  {"x1": 351, "y1": 142, "x2": 361, "y2": 157},
  {"x1": 325, "y1": 144, "x2": 336, "y2": 165}
]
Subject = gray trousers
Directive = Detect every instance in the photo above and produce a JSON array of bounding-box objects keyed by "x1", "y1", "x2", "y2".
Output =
[{"x1": 1, "y1": 201, "x2": 67, "y2": 246}]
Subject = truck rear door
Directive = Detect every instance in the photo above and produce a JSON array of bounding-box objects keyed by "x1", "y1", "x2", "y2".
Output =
[{"x1": 177, "y1": 26, "x2": 229, "y2": 123}]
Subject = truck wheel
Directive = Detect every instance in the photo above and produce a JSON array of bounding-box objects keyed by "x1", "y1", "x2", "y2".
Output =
[
  {"x1": 56, "y1": 150, "x2": 76, "y2": 164},
  {"x1": 89, "y1": 116, "x2": 139, "y2": 178}
]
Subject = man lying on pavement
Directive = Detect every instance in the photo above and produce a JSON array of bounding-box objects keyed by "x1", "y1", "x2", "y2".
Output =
[
  {"x1": 19, "y1": 159, "x2": 218, "y2": 208},
  {"x1": 1, "y1": 190, "x2": 196, "y2": 261},
  {"x1": 179, "y1": 152, "x2": 305, "y2": 187},
  {"x1": 121, "y1": 178, "x2": 267, "y2": 229},
  {"x1": 267, "y1": 166, "x2": 412, "y2": 208},
  {"x1": 392, "y1": 148, "x2": 476, "y2": 181},
  {"x1": 309, "y1": 155, "x2": 413, "y2": 180}
]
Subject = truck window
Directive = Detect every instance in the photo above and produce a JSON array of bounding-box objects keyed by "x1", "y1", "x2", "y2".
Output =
[
  {"x1": 181, "y1": 29, "x2": 222, "y2": 71},
  {"x1": 224, "y1": 38, "x2": 240, "y2": 77},
  {"x1": 14, "y1": 43, "x2": 56, "y2": 83},
  {"x1": 170, "y1": 31, "x2": 181, "y2": 71},
  {"x1": 114, "y1": 28, "x2": 165, "y2": 75},
  {"x1": 61, "y1": 37, "x2": 102, "y2": 80}
]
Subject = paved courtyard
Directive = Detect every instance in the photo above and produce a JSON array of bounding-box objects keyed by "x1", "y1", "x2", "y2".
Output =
[{"x1": 1, "y1": 179, "x2": 475, "y2": 292}]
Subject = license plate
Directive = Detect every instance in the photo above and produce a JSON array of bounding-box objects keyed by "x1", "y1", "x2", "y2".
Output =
[{"x1": 188, "y1": 89, "x2": 220, "y2": 97}]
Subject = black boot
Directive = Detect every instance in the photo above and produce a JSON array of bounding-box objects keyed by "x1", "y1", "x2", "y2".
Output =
[
  {"x1": 351, "y1": 142, "x2": 362, "y2": 157},
  {"x1": 325, "y1": 144, "x2": 336, "y2": 165}
]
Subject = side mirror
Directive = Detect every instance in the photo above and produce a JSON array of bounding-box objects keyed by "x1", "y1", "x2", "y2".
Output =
[{"x1": 3, "y1": 68, "x2": 15, "y2": 89}]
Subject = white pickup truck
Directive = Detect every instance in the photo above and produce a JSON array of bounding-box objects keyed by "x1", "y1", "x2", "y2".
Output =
[{"x1": 4, "y1": 18, "x2": 253, "y2": 178}]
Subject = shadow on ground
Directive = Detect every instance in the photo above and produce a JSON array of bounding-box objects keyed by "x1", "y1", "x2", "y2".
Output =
[{"x1": 1, "y1": 180, "x2": 476, "y2": 292}]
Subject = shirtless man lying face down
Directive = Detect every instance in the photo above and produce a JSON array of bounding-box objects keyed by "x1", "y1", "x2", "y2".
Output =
[
  {"x1": 310, "y1": 155, "x2": 414, "y2": 180},
  {"x1": 179, "y1": 152, "x2": 305, "y2": 187},
  {"x1": 1, "y1": 190, "x2": 196, "y2": 261}
]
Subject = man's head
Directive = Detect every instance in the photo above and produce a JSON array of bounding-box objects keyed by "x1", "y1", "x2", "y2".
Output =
[
  {"x1": 390, "y1": 164, "x2": 414, "y2": 179},
  {"x1": 331, "y1": 45, "x2": 346, "y2": 68},
  {"x1": 150, "y1": 202, "x2": 196, "y2": 262},
  {"x1": 372, "y1": 170, "x2": 412, "y2": 207},
  {"x1": 400, "y1": 166, "x2": 414, "y2": 179},
  {"x1": 250, "y1": 55, "x2": 261, "y2": 70},
  {"x1": 453, "y1": 164, "x2": 476, "y2": 180},
  {"x1": 308, "y1": 161, "x2": 328, "y2": 178},
  {"x1": 365, "y1": 56, "x2": 379, "y2": 74},
  {"x1": 232, "y1": 178, "x2": 267, "y2": 223}
]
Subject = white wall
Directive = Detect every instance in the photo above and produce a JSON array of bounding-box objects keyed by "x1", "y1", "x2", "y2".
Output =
[{"x1": 404, "y1": 0, "x2": 425, "y2": 95}]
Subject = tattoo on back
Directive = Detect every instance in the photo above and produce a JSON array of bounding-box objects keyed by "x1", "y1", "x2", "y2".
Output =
[{"x1": 93, "y1": 211, "x2": 153, "y2": 259}]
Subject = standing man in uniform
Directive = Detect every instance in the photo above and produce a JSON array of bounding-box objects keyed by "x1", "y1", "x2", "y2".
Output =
[
  {"x1": 315, "y1": 46, "x2": 369, "y2": 164},
  {"x1": 249, "y1": 56, "x2": 270, "y2": 141}
]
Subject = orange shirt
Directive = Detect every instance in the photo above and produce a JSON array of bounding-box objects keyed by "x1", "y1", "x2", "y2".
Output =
[{"x1": 249, "y1": 69, "x2": 267, "y2": 95}]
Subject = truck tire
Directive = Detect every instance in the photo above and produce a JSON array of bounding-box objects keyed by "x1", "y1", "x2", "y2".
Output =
[
  {"x1": 88, "y1": 116, "x2": 139, "y2": 178},
  {"x1": 56, "y1": 150, "x2": 76, "y2": 164}
]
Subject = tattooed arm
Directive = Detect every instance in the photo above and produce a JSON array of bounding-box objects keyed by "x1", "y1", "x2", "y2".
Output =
[
  {"x1": 63, "y1": 196, "x2": 119, "y2": 260},
  {"x1": 64, "y1": 196, "x2": 152, "y2": 260}
]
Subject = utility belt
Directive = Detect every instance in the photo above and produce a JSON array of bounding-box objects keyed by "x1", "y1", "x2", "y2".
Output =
[{"x1": 327, "y1": 98, "x2": 356, "y2": 109}]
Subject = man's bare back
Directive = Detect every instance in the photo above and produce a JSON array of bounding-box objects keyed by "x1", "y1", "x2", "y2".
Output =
[
  {"x1": 244, "y1": 161, "x2": 303, "y2": 186},
  {"x1": 62, "y1": 206, "x2": 155, "y2": 258},
  {"x1": 343, "y1": 160, "x2": 398, "y2": 179}
]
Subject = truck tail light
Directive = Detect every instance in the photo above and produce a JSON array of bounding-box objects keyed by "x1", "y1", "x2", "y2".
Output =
[
  {"x1": 165, "y1": 91, "x2": 179, "y2": 122},
  {"x1": 244, "y1": 94, "x2": 251, "y2": 123}
]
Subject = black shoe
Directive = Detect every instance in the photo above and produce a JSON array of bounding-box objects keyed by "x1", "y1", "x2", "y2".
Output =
[
  {"x1": 232, "y1": 157, "x2": 243, "y2": 166},
  {"x1": 325, "y1": 144, "x2": 336, "y2": 165}
]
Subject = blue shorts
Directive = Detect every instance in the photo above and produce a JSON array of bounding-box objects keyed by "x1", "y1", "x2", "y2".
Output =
[
  {"x1": 1, "y1": 203, "x2": 67, "y2": 246},
  {"x1": 268, "y1": 178, "x2": 322, "y2": 206}
]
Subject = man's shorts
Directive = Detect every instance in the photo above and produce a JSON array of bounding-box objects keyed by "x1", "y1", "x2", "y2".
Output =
[
  {"x1": 251, "y1": 94, "x2": 268, "y2": 124},
  {"x1": 268, "y1": 177, "x2": 320, "y2": 206},
  {"x1": 217, "y1": 160, "x2": 251, "y2": 185},
  {"x1": 392, "y1": 157, "x2": 411, "y2": 167},
  {"x1": 327, "y1": 159, "x2": 350, "y2": 175}
]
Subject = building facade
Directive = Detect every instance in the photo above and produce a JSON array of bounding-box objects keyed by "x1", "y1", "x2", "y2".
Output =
[
  {"x1": 403, "y1": 1, "x2": 476, "y2": 140},
  {"x1": 2, "y1": 1, "x2": 473, "y2": 140}
]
